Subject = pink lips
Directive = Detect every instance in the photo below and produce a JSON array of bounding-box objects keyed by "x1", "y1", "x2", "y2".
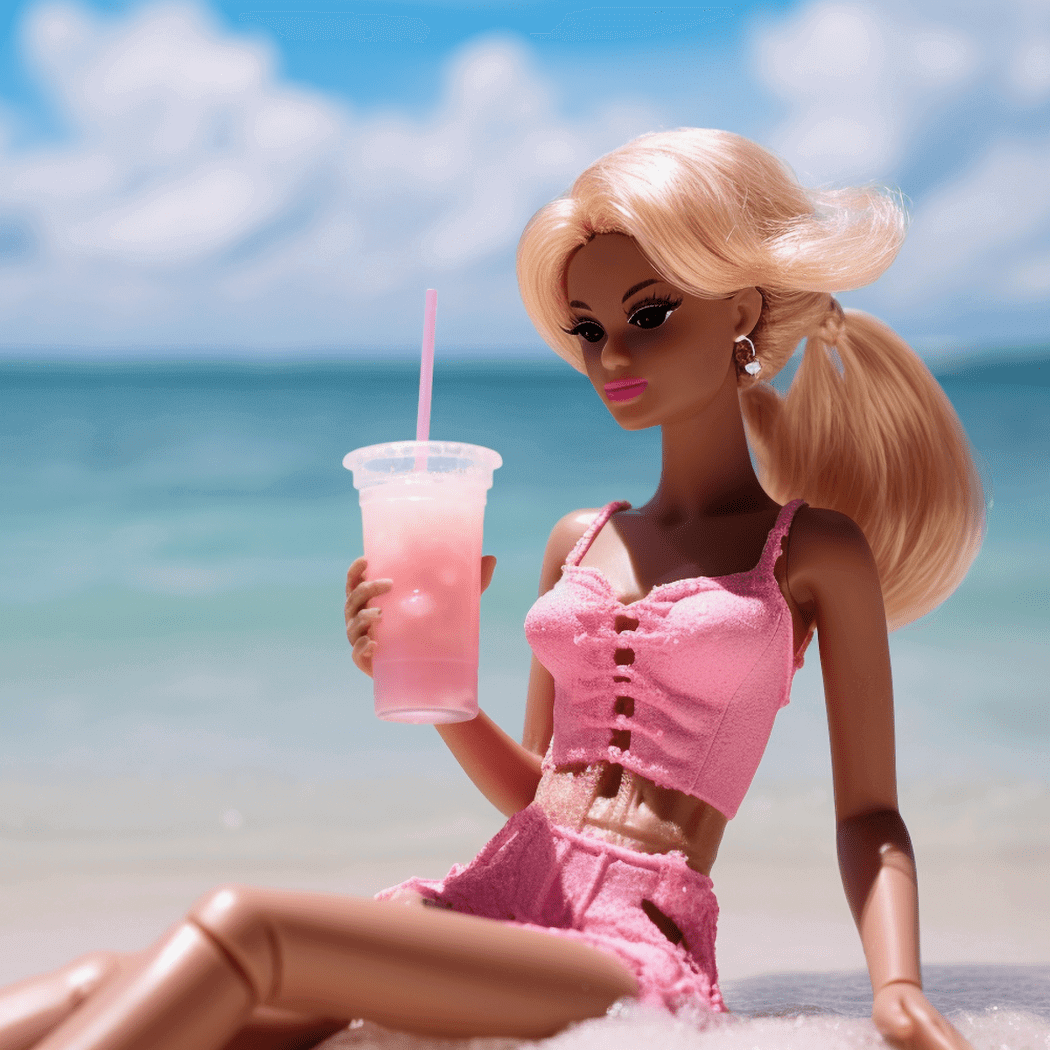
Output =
[{"x1": 604, "y1": 377, "x2": 648, "y2": 402}]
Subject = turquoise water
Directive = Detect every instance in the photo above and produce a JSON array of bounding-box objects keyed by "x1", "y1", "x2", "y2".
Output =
[
  {"x1": 0, "y1": 356, "x2": 1047, "y2": 785},
  {"x1": 1, "y1": 357, "x2": 1048, "y2": 1045}
]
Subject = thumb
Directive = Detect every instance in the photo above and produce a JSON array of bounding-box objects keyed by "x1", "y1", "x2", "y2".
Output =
[{"x1": 480, "y1": 555, "x2": 497, "y2": 594}]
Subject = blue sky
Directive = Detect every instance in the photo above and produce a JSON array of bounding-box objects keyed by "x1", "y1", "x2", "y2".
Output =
[{"x1": 0, "y1": 0, "x2": 1048, "y2": 360}]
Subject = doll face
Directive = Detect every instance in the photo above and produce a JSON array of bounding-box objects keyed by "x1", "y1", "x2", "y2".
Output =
[{"x1": 564, "y1": 234, "x2": 755, "y2": 431}]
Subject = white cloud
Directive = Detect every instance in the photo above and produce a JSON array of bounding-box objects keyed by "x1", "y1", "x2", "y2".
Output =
[
  {"x1": 10, "y1": 0, "x2": 1044, "y2": 355},
  {"x1": 0, "y1": 1, "x2": 660, "y2": 351},
  {"x1": 65, "y1": 163, "x2": 278, "y2": 264},
  {"x1": 1009, "y1": 37, "x2": 1050, "y2": 103},
  {"x1": 25, "y1": 2, "x2": 272, "y2": 154},
  {"x1": 754, "y1": 0, "x2": 1050, "y2": 345},
  {"x1": 881, "y1": 136, "x2": 1050, "y2": 307},
  {"x1": 10, "y1": 0, "x2": 341, "y2": 275},
  {"x1": 752, "y1": 1, "x2": 979, "y2": 183}
]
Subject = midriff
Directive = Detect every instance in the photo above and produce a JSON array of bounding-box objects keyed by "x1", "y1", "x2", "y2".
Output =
[{"x1": 533, "y1": 761, "x2": 728, "y2": 876}]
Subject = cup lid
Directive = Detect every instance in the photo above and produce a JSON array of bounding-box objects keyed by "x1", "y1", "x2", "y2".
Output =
[{"x1": 343, "y1": 440, "x2": 502, "y2": 489}]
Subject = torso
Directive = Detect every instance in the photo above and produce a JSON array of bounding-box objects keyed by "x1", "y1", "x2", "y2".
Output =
[{"x1": 532, "y1": 500, "x2": 816, "y2": 876}]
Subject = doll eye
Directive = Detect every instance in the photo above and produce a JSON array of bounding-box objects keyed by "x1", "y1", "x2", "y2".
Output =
[
  {"x1": 628, "y1": 297, "x2": 683, "y2": 330},
  {"x1": 565, "y1": 320, "x2": 606, "y2": 343}
]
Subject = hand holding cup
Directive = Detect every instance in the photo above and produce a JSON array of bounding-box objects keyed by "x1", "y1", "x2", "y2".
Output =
[
  {"x1": 345, "y1": 555, "x2": 497, "y2": 679},
  {"x1": 345, "y1": 556, "x2": 392, "y2": 677}
]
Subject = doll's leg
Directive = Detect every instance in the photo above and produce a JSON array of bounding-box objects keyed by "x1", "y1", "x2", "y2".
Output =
[
  {"x1": 29, "y1": 921, "x2": 254, "y2": 1050},
  {"x1": 216, "y1": 1007, "x2": 348, "y2": 1050},
  {"x1": 190, "y1": 884, "x2": 637, "y2": 1037},
  {"x1": 0, "y1": 953, "x2": 134, "y2": 1050},
  {"x1": 32, "y1": 884, "x2": 637, "y2": 1049},
  {"x1": 0, "y1": 950, "x2": 347, "y2": 1050}
]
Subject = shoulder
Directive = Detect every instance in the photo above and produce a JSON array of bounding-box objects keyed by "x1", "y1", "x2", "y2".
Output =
[
  {"x1": 785, "y1": 506, "x2": 881, "y2": 610},
  {"x1": 537, "y1": 508, "x2": 602, "y2": 594},
  {"x1": 546, "y1": 508, "x2": 602, "y2": 560}
]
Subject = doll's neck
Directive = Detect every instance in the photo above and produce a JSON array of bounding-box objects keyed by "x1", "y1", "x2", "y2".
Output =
[{"x1": 649, "y1": 388, "x2": 771, "y2": 522}]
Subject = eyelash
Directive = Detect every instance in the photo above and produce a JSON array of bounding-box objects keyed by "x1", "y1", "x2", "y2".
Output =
[
  {"x1": 562, "y1": 295, "x2": 684, "y2": 343},
  {"x1": 627, "y1": 295, "x2": 683, "y2": 328},
  {"x1": 562, "y1": 319, "x2": 605, "y2": 343}
]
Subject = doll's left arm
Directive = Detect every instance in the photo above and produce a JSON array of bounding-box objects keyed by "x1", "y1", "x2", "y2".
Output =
[{"x1": 786, "y1": 509, "x2": 972, "y2": 1050}]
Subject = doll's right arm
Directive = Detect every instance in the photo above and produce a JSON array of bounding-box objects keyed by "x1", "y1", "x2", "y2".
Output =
[
  {"x1": 433, "y1": 510, "x2": 595, "y2": 815},
  {"x1": 345, "y1": 557, "x2": 538, "y2": 814},
  {"x1": 344, "y1": 511, "x2": 592, "y2": 817}
]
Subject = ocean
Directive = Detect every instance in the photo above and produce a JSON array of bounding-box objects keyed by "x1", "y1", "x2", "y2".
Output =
[{"x1": 0, "y1": 356, "x2": 1047, "y2": 1047}]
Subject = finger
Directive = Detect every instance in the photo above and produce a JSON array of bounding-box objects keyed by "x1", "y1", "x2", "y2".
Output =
[
  {"x1": 352, "y1": 636, "x2": 376, "y2": 677},
  {"x1": 876, "y1": 986, "x2": 971, "y2": 1050},
  {"x1": 907, "y1": 1004, "x2": 971, "y2": 1050},
  {"x1": 344, "y1": 581, "x2": 392, "y2": 629},
  {"x1": 876, "y1": 1008, "x2": 914, "y2": 1048},
  {"x1": 346, "y1": 607, "x2": 382, "y2": 646},
  {"x1": 346, "y1": 557, "x2": 368, "y2": 597},
  {"x1": 480, "y1": 554, "x2": 497, "y2": 594},
  {"x1": 345, "y1": 559, "x2": 392, "y2": 601},
  {"x1": 899, "y1": 992, "x2": 967, "y2": 1050},
  {"x1": 344, "y1": 578, "x2": 393, "y2": 622},
  {"x1": 873, "y1": 990, "x2": 916, "y2": 1048}
]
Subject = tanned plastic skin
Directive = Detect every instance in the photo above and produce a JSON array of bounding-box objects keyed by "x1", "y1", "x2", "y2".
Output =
[{"x1": 0, "y1": 232, "x2": 971, "y2": 1050}]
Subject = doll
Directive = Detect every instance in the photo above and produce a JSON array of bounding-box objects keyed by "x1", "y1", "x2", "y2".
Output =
[{"x1": 0, "y1": 128, "x2": 983, "y2": 1050}]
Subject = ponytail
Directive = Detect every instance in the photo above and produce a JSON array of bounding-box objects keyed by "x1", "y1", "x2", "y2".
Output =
[{"x1": 740, "y1": 306, "x2": 985, "y2": 629}]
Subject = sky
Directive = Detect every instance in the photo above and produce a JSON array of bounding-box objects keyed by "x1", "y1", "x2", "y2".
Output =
[{"x1": 0, "y1": 0, "x2": 1047, "y2": 360}]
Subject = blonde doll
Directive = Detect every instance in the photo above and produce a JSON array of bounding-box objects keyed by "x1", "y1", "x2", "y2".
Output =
[{"x1": 0, "y1": 128, "x2": 982, "y2": 1050}]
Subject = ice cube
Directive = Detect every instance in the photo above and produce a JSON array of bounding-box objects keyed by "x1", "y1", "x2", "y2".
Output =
[{"x1": 400, "y1": 589, "x2": 436, "y2": 617}]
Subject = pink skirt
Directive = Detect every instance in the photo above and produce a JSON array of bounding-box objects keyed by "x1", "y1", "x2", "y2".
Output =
[{"x1": 375, "y1": 803, "x2": 725, "y2": 1014}]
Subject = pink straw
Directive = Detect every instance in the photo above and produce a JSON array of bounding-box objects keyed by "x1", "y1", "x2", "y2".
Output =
[{"x1": 414, "y1": 289, "x2": 437, "y2": 468}]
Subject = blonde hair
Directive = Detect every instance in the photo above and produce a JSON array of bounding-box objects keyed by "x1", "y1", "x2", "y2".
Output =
[{"x1": 517, "y1": 128, "x2": 984, "y2": 629}]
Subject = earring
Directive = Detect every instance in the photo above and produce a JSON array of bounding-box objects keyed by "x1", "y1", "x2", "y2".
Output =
[{"x1": 735, "y1": 335, "x2": 762, "y2": 377}]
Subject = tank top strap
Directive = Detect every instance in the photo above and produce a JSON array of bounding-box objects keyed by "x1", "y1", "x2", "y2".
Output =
[
  {"x1": 758, "y1": 498, "x2": 808, "y2": 573},
  {"x1": 565, "y1": 501, "x2": 632, "y2": 567}
]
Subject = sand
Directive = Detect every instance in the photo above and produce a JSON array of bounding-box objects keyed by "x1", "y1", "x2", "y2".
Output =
[
  {"x1": 2, "y1": 773, "x2": 1046, "y2": 981},
  {"x1": 1, "y1": 773, "x2": 1046, "y2": 1048}
]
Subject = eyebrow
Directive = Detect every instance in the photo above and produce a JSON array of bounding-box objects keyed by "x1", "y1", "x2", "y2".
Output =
[
  {"x1": 569, "y1": 278, "x2": 662, "y2": 313},
  {"x1": 621, "y1": 279, "x2": 659, "y2": 303}
]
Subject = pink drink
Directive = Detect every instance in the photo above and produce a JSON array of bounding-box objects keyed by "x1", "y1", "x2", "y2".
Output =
[{"x1": 344, "y1": 442, "x2": 501, "y2": 723}]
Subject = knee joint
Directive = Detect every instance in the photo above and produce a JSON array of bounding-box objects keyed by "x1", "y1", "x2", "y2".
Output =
[
  {"x1": 63, "y1": 952, "x2": 123, "y2": 1008},
  {"x1": 188, "y1": 884, "x2": 280, "y2": 1001}
]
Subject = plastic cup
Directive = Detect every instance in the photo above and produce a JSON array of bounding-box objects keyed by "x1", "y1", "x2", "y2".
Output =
[{"x1": 342, "y1": 440, "x2": 502, "y2": 724}]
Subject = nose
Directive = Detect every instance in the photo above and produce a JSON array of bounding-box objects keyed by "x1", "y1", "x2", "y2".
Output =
[{"x1": 600, "y1": 332, "x2": 631, "y2": 371}]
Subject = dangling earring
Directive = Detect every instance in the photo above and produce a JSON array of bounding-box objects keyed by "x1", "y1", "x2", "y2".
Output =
[{"x1": 734, "y1": 335, "x2": 762, "y2": 377}]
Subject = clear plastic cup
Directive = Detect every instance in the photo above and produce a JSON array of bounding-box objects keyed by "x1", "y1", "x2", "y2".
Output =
[{"x1": 343, "y1": 441, "x2": 502, "y2": 723}]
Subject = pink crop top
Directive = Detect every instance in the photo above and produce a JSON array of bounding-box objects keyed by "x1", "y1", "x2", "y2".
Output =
[{"x1": 524, "y1": 499, "x2": 808, "y2": 819}]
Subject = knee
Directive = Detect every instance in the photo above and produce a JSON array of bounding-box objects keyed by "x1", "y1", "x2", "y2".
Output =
[
  {"x1": 64, "y1": 952, "x2": 124, "y2": 1005},
  {"x1": 188, "y1": 885, "x2": 279, "y2": 1001}
]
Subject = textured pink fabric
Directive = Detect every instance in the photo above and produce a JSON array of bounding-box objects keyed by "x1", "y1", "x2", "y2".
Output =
[
  {"x1": 376, "y1": 804, "x2": 724, "y2": 1014},
  {"x1": 524, "y1": 500, "x2": 807, "y2": 818}
]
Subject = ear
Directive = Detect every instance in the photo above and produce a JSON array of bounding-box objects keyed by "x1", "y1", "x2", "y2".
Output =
[{"x1": 731, "y1": 287, "x2": 764, "y2": 339}]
